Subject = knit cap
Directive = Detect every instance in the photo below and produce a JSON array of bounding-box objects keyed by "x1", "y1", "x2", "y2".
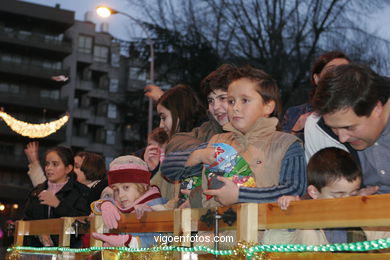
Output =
[{"x1": 108, "y1": 155, "x2": 151, "y2": 186}]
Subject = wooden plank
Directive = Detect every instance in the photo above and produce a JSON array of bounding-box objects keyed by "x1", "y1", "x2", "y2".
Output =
[
  {"x1": 114, "y1": 210, "x2": 174, "y2": 233},
  {"x1": 20, "y1": 218, "x2": 64, "y2": 235},
  {"x1": 258, "y1": 194, "x2": 390, "y2": 229},
  {"x1": 237, "y1": 203, "x2": 258, "y2": 242}
]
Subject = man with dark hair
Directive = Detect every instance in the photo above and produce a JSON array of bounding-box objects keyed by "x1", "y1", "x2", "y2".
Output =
[{"x1": 310, "y1": 63, "x2": 390, "y2": 194}]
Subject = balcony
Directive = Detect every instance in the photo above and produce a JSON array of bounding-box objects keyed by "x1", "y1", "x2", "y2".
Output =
[
  {"x1": 0, "y1": 28, "x2": 72, "y2": 57},
  {"x1": 77, "y1": 52, "x2": 93, "y2": 64},
  {"x1": 70, "y1": 136, "x2": 89, "y2": 148},
  {"x1": 76, "y1": 80, "x2": 93, "y2": 91},
  {"x1": 88, "y1": 88, "x2": 108, "y2": 99},
  {"x1": 0, "y1": 153, "x2": 28, "y2": 170},
  {"x1": 0, "y1": 92, "x2": 67, "y2": 111},
  {"x1": 0, "y1": 60, "x2": 68, "y2": 81},
  {"x1": 86, "y1": 116, "x2": 106, "y2": 126},
  {"x1": 73, "y1": 108, "x2": 92, "y2": 119}
]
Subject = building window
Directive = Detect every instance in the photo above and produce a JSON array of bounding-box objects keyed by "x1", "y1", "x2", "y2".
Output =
[
  {"x1": 107, "y1": 104, "x2": 117, "y2": 119},
  {"x1": 93, "y1": 45, "x2": 109, "y2": 63},
  {"x1": 106, "y1": 130, "x2": 115, "y2": 145},
  {"x1": 111, "y1": 53, "x2": 120, "y2": 67},
  {"x1": 129, "y1": 67, "x2": 146, "y2": 81},
  {"x1": 78, "y1": 35, "x2": 93, "y2": 54},
  {"x1": 109, "y1": 79, "x2": 119, "y2": 93}
]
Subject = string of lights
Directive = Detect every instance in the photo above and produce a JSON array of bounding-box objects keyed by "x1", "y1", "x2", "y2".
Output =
[
  {"x1": 0, "y1": 111, "x2": 69, "y2": 138},
  {"x1": 7, "y1": 238, "x2": 390, "y2": 257}
]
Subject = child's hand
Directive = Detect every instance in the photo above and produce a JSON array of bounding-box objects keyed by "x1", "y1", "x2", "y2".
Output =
[
  {"x1": 134, "y1": 204, "x2": 152, "y2": 219},
  {"x1": 203, "y1": 176, "x2": 239, "y2": 206},
  {"x1": 185, "y1": 147, "x2": 215, "y2": 167},
  {"x1": 178, "y1": 189, "x2": 191, "y2": 209},
  {"x1": 357, "y1": 186, "x2": 379, "y2": 196},
  {"x1": 101, "y1": 201, "x2": 121, "y2": 229},
  {"x1": 277, "y1": 195, "x2": 300, "y2": 210},
  {"x1": 144, "y1": 145, "x2": 161, "y2": 171},
  {"x1": 38, "y1": 190, "x2": 60, "y2": 208},
  {"x1": 144, "y1": 85, "x2": 164, "y2": 102},
  {"x1": 92, "y1": 233, "x2": 131, "y2": 247},
  {"x1": 24, "y1": 141, "x2": 40, "y2": 164}
]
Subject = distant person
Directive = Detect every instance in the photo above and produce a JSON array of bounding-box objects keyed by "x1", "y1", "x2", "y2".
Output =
[
  {"x1": 310, "y1": 64, "x2": 390, "y2": 195},
  {"x1": 282, "y1": 51, "x2": 350, "y2": 139},
  {"x1": 24, "y1": 142, "x2": 108, "y2": 203},
  {"x1": 23, "y1": 146, "x2": 90, "y2": 247}
]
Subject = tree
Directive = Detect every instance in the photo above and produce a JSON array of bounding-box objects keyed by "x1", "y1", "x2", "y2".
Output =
[{"x1": 127, "y1": 0, "x2": 390, "y2": 107}]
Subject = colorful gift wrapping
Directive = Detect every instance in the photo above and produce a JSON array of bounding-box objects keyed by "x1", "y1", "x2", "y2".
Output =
[{"x1": 205, "y1": 143, "x2": 256, "y2": 200}]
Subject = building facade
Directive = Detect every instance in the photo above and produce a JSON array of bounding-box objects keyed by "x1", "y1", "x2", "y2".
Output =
[{"x1": 0, "y1": 0, "x2": 136, "y2": 226}]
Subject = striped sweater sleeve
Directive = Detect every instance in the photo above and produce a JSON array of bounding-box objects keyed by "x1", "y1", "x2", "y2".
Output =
[
  {"x1": 160, "y1": 142, "x2": 208, "y2": 181},
  {"x1": 238, "y1": 142, "x2": 307, "y2": 203}
]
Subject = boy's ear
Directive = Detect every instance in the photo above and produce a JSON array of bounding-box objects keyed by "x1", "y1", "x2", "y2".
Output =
[
  {"x1": 307, "y1": 185, "x2": 320, "y2": 199},
  {"x1": 313, "y1": 73, "x2": 319, "y2": 85},
  {"x1": 264, "y1": 100, "x2": 276, "y2": 117}
]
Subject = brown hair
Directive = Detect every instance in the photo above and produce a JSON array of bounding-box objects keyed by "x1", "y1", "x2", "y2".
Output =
[
  {"x1": 80, "y1": 152, "x2": 106, "y2": 182},
  {"x1": 310, "y1": 51, "x2": 350, "y2": 100},
  {"x1": 200, "y1": 64, "x2": 237, "y2": 97},
  {"x1": 307, "y1": 147, "x2": 361, "y2": 191},
  {"x1": 313, "y1": 64, "x2": 390, "y2": 116},
  {"x1": 227, "y1": 65, "x2": 281, "y2": 119},
  {"x1": 45, "y1": 146, "x2": 74, "y2": 168},
  {"x1": 157, "y1": 84, "x2": 207, "y2": 137},
  {"x1": 148, "y1": 127, "x2": 169, "y2": 145}
]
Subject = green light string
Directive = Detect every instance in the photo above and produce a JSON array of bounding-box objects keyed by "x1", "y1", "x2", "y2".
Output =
[{"x1": 7, "y1": 238, "x2": 390, "y2": 257}]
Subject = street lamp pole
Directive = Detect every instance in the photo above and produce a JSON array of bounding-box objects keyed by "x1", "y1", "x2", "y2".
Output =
[{"x1": 96, "y1": 6, "x2": 154, "y2": 134}]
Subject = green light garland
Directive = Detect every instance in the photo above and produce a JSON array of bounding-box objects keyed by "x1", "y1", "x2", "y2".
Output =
[{"x1": 7, "y1": 238, "x2": 390, "y2": 258}]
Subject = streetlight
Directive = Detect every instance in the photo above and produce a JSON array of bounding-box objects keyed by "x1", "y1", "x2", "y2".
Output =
[{"x1": 96, "y1": 5, "x2": 155, "y2": 134}]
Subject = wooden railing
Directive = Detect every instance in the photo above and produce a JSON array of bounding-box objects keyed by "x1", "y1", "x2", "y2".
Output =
[{"x1": 10, "y1": 194, "x2": 390, "y2": 259}]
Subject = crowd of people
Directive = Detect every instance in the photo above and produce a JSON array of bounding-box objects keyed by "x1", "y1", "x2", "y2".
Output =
[{"x1": 19, "y1": 50, "x2": 390, "y2": 248}]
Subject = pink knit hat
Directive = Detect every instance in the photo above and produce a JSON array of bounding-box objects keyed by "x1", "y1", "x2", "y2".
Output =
[{"x1": 108, "y1": 156, "x2": 151, "y2": 185}]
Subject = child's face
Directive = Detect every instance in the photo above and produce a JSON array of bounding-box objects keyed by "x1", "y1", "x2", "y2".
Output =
[
  {"x1": 310, "y1": 177, "x2": 361, "y2": 199},
  {"x1": 227, "y1": 78, "x2": 274, "y2": 134},
  {"x1": 74, "y1": 155, "x2": 88, "y2": 184},
  {"x1": 207, "y1": 89, "x2": 229, "y2": 126},
  {"x1": 157, "y1": 104, "x2": 173, "y2": 136},
  {"x1": 112, "y1": 183, "x2": 144, "y2": 208},
  {"x1": 45, "y1": 151, "x2": 72, "y2": 184}
]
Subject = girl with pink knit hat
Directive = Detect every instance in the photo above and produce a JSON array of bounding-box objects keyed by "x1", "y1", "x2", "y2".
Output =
[{"x1": 91, "y1": 155, "x2": 167, "y2": 248}]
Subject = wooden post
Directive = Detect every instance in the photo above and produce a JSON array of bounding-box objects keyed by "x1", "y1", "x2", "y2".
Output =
[
  {"x1": 237, "y1": 203, "x2": 258, "y2": 243},
  {"x1": 59, "y1": 217, "x2": 73, "y2": 247},
  {"x1": 90, "y1": 215, "x2": 103, "y2": 247},
  {"x1": 14, "y1": 220, "x2": 26, "y2": 246}
]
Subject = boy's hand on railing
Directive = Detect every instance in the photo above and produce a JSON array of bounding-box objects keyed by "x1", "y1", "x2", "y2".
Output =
[
  {"x1": 277, "y1": 195, "x2": 300, "y2": 210},
  {"x1": 357, "y1": 186, "x2": 379, "y2": 196},
  {"x1": 38, "y1": 190, "x2": 60, "y2": 208},
  {"x1": 204, "y1": 176, "x2": 239, "y2": 206},
  {"x1": 101, "y1": 201, "x2": 120, "y2": 229},
  {"x1": 134, "y1": 204, "x2": 152, "y2": 219}
]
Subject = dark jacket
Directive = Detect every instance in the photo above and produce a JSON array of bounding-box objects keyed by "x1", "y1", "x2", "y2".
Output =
[{"x1": 24, "y1": 173, "x2": 90, "y2": 220}]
